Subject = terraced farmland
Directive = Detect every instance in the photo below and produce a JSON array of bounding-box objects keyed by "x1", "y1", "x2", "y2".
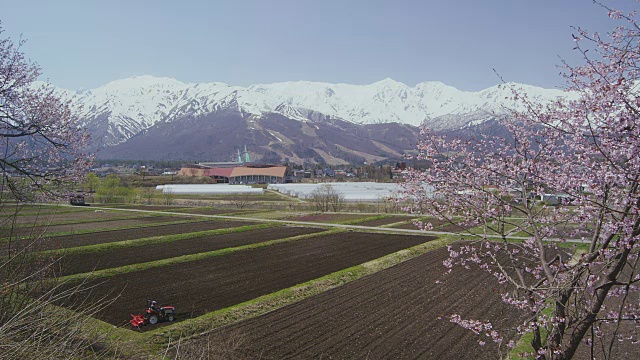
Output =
[
  {"x1": 287, "y1": 213, "x2": 371, "y2": 223},
  {"x1": 17, "y1": 205, "x2": 547, "y2": 359},
  {"x1": 58, "y1": 231, "x2": 434, "y2": 328},
  {"x1": 203, "y1": 245, "x2": 522, "y2": 359},
  {"x1": 10, "y1": 210, "x2": 133, "y2": 224},
  {"x1": 1, "y1": 214, "x2": 191, "y2": 237},
  {"x1": 30, "y1": 220, "x2": 253, "y2": 250},
  {"x1": 355, "y1": 215, "x2": 411, "y2": 227},
  {"x1": 59, "y1": 225, "x2": 324, "y2": 275}
]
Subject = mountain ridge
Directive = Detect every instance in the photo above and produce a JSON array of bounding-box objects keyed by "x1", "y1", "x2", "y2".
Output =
[{"x1": 40, "y1": 76, "x2": 571, "y2": 164}]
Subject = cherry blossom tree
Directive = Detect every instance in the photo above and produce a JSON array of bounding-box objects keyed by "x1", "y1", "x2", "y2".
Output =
[
  {"x1": 0, "y1": 25, "x2": 102, "y2": 359},
  {"x1": 0, "y1": 23, "x2": 90, "y2": 201},
  {"x1": 403, "y1": 3, "x2": 640, "y2": 359}
]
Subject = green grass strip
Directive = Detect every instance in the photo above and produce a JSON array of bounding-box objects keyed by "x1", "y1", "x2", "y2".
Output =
[
  {"x1": 508, "y1": 302, "x2": 555, "y2": 359},
  {"x1": 46, "y1": 223, "x2": 276, "y2": 256},
  {"x1": 507, "y1": 247, "x2": 589, "y2": 359},
  {"x1": 58, "y1": 229, "x2": 340, "y2": 284},
  {"x1": 142, "y1": 235, "x2": 455, "y2": 346}
]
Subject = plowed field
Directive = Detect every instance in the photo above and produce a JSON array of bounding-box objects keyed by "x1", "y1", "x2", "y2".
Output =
[
  {"x1": 206, "y1": 245, "x2": 522, "y2": 359},
  {"x1": 288, "y1": 213, "x2": 369, "y2": 223},
  {"x1": 12, "y1": 210, "x2": 144, "y2": 224},
  {"x1": 2, "y1": 204, "x2": 83, "y2": 212},
  {"x1": 12, "y1": 220, "x2": 251, "y2": 251},
  {"x1": 100, "y1": 205, "x2": 188, "y2": 211},
  {"x1": 60, "y1": 226, "x2": 324, "y2": 275},
  {"x1": 1, "y1": 216, "x2": 190, "y2": 237},
  {"x1": 437, "y1": 223, "x2": 466, "y2": 232},
  {"x1": 390, "y1": 218, "x2": 446, "y2": 230},
  {"x1": 67, "y1": 232, "x2": 434, "y2": 328},
  {"x1": 175, "y1": 208, "x2": 256, "y2": 216},
  {"x1": 355, "y1": 216, "x2": 412, "y2": 227},
  {"x1": 2, "y1": 207, "x2": 89, "y2": 218}
]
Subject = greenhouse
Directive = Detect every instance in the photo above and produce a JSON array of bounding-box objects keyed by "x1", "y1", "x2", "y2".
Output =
[
  {"x1": 268, "y1": 182, "x2": 407, "y2": 202},
  {"x1": 156, "y1": 184, "x2": 264, "y2": 195}
]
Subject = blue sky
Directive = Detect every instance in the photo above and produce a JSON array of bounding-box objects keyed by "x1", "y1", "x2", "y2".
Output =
[{"x1": 0, "y1": 0, "x2": 629, "y2": 91}]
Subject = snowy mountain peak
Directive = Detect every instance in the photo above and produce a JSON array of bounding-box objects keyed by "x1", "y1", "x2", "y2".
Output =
[
  {"x1": 415, "y1": 80, "x2": 462, "y2": 93},
  {"x1": 50, "y1": 76, "x2": 572, "y2": 148},
  {"x1": 98, "y1": 75, "x2": 187, "y2": 91},
  {"x1": 371, "y1": 77, "x2": 404, "y2": 87}
]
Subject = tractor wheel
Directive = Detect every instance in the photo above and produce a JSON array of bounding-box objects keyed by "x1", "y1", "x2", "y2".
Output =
[
  {"x1": 167, "y1": 315, "x2": 175, "y2": 322},
  {"x1": 147, "y1": 315, "x2": 158, "y2": 325}
]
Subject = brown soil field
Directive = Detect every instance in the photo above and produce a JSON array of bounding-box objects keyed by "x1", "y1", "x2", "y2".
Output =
[
  {"x1": 573, "y1": 281, "x2": 640, "y2": 359},
  {"x1": 97, "y1": 205, "x2": 189, "y2": 211},
  {"x1": 554, "y1": 226, "x2": 594, "y2": 239},
  {"x1": 21, "y1": 220, "x2": 253, "y2": 251},
  {"x1": 1, "y1": 216, "x2": 191, "y2": 238},
  {"x1": 63, "y1": 232, "x2": 434, "y2": 328},
  {"x1": 437, "y1": 223, "x2": 466, "y2": 233},
  {"x1": 287, "y1": 213, "x2": 369, "y2": 223},
  {"x1": 391, "y1": 221, "x2": 422, "y2": 230},
  {"x1": 205, "y1": 245, "x2": 522, "y2": 359},
  {"x1": 355, "y1": 216, "x2": 412, "y2": 227},
  {"x1": 10, "y1": 210, "x2": 145, "y2": 225},
  {"x1": 174, "y1": 208, "x2": 256, "y2": 216},
  {"x1": 59, "y1": 226, "x2": 325, "y2": 275},
  {"x1": 1, "y1": 207, "x2": 89, "y2": 217},
  {"x1": 391, "y1": 218, "x2": 449, "y2": 230},
  {"x1": 574, "y1": 317, "x2": 640, "y2": 359},
  {"x1": 16, "y1": 216, "x2": 191, "y2": 236}
]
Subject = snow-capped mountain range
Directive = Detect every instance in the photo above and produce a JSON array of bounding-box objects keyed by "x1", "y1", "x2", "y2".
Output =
[
  {"x1": 50, "y1": 76, "x2": 568, "y2": 146},
  {"x1": 44, "y1": 76, "x2": 571, "y2": 163}
]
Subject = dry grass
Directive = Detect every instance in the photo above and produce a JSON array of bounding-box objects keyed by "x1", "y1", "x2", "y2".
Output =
[
  {"x1": 0, "y1": 203, "x2": 122, "y2": 360},
  {"x1": 164, "y1": 330, "x2": 255, "y2": 360}
]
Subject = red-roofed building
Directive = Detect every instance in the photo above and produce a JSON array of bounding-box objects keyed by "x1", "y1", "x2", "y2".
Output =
[{"x1": 178, "y1": 163, "x2": 288, "y2": 184}]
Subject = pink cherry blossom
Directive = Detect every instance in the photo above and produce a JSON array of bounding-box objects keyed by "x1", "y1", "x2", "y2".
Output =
[
  {"x1": 401, "y1": 2, "x2": 640, "y2": 359},
  {"x1": 0, "y1": 23, "x2": 91, "y2": 200}
]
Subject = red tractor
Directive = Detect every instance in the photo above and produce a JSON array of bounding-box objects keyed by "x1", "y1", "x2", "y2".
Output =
[{"x1": 130, "y1": 300, "x2": 176, "y2": 328}]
